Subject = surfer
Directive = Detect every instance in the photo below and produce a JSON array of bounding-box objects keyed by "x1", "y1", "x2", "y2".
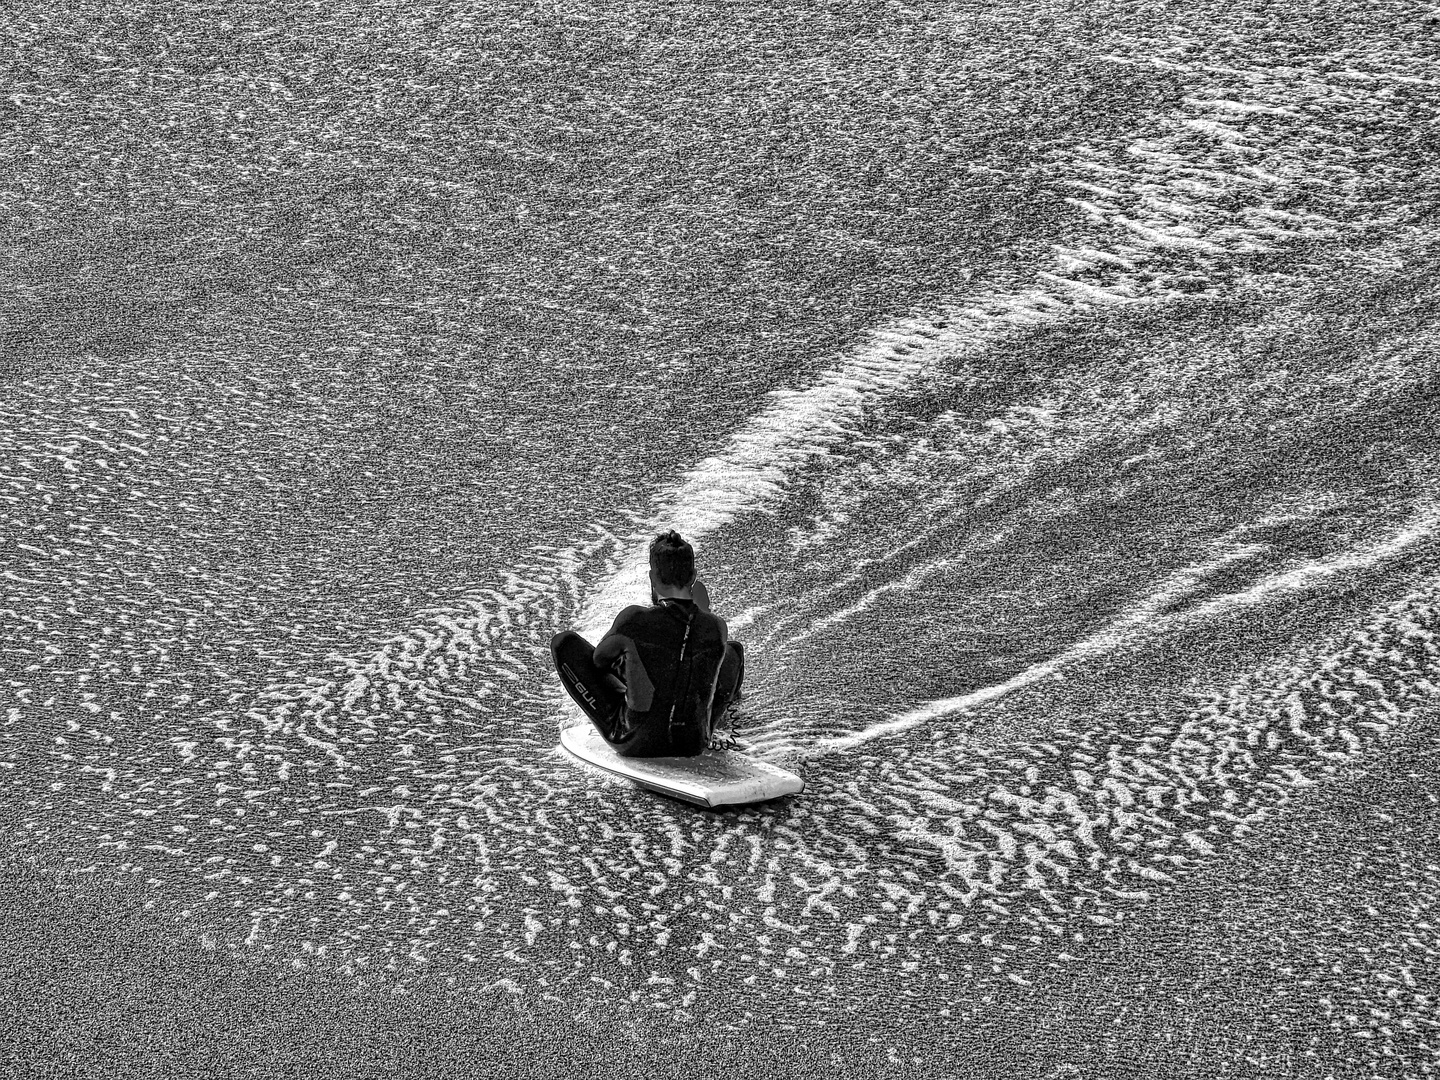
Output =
[{"x1": 551, "y1": 530, "x2": 744, "y2": 757}]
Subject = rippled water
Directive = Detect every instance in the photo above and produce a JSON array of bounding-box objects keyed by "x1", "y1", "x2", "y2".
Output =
[{"x1": 4, "y1": 0, "x2": 1439, "y2": 1072}]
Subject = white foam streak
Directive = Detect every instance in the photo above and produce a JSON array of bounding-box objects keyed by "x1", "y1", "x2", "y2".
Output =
[
  {"x1": 780, "y1": 554, "x2": 964, "y2": 651},
  {"x1": 815, "y1": 504, "x2": 1439, "y2": 753},
  {"x1": 817, "y1": 669, "x2": 1057, "y2": 753}
]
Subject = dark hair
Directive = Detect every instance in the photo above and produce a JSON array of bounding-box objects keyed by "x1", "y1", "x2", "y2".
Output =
[{"x1": 649, "y1": 530, "x2": 695, "y2": 588}]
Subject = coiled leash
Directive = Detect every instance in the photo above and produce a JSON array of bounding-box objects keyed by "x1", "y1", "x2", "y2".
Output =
[{"x1": 706, "y1": 725, "x2": 742, "y2": 753}]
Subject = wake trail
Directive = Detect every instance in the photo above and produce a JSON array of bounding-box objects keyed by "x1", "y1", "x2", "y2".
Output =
[
  {"x1": 812, "y1": 503, "x2": 1440, "y2": 755},
  {"x1": 574, "y1": 37, "x2": 1436, "y2": 654}
]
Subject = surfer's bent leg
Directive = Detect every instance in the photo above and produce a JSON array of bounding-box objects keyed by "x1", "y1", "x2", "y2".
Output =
[
  {"x1": 709, "y1": 641, "x2": 745, "y2": 727},
  {"x1": 551, "y1": 631, "x2": 627, "y2": 741}
]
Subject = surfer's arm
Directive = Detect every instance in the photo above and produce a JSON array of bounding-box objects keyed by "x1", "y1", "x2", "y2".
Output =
[
  {"x1": 594, "y1": 606, "x2": 641, "y2": 669},
  {"x1": 593, "y1": 608, "x2": 656, "y2": 710},
  {"x1": 594, "y1": 633, "x2": 625, "y2": 668},
  {"x1": 593, "y1": 632, "x2": 630, "y2": 696}
]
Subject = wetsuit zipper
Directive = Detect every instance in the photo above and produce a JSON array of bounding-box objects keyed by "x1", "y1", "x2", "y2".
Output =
[{"x1": 664, "y1": 601, "x2": 695, "y2": 749}]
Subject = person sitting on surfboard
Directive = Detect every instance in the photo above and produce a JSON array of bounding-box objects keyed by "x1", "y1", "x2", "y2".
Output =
[{"x1": 551, "y1": 530, "x2": 744, "y2": 758}]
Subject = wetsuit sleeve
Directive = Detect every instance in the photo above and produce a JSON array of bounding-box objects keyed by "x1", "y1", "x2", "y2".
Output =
[
  {"x1": 594, "y1": 606, "x2": 641, "y2": 668},
  {"x1": 593, "y1": 606, "x2": 657, "y2": 712}
]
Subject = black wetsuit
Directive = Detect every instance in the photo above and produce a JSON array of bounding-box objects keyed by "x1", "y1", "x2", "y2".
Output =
[{"x1": 552, "y1": 598, "x2": 743, "y2": 758}]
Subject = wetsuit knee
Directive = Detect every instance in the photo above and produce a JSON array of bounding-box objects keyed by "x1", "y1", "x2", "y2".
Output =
[{"x1": 552, "y1": 630, "x2": 583, "y2": 652}]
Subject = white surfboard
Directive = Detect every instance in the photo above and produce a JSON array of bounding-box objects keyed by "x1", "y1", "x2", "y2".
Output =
[{"x1": 559, "y1": 722, "x2": 804, "y2": 808}]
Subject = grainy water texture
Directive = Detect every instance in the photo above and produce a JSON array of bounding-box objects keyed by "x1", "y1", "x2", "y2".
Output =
[{"x1": 3, "y1": 0, "x2": 1440, "y2": 1075}]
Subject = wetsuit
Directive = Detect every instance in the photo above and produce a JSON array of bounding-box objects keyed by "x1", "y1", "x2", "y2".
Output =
[{"x1": 551, "y1": 598, "x2": 743, "y2": 758}]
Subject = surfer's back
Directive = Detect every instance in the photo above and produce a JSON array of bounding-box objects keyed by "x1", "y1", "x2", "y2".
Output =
[{"x1": 597, "y1": 598, "x2": 728, "y2": 756}]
